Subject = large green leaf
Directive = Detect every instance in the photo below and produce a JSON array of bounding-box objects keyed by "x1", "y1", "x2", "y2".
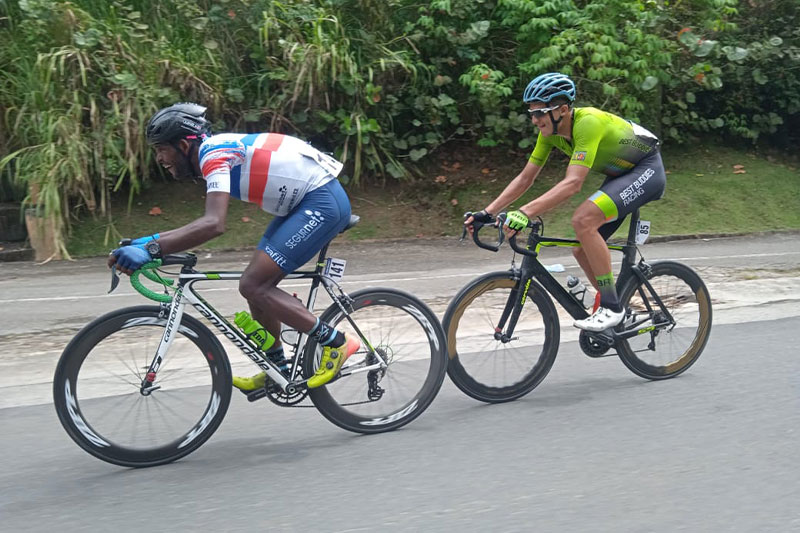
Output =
[
  {"x1": 409, "y1": 148, "x2": 428, "y2": 162},
  {"x1": 641, "y1": 76, "x2": 659, "y2": 91},
  {"x1": 694, "y1": 40, "x2": 717, "y2": 57},
  {"x1": 723, "y1": 46, "x2": 748, "y2": 61},
  {"x1": 752, "y1": 69, "x2": 768, "y2": 85}
]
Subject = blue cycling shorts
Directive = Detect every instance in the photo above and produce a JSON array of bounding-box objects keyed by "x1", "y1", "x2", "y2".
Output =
[{"x1": 258, "y1": 179, "x2": 351, "y2": 272}]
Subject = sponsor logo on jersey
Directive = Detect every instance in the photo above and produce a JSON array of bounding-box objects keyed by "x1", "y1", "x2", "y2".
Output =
[
  {"x1": 619, "y1": 137, "x2": 654, "y2": 152},
  {"x1": 620, "y1": 167, "x2": 655, "y2": 206},
  {"x1": 285, "y1": 210, "x2": 326, "y2": 249},
  {"x1": 574, "y1": 151, "x2": 587, "y2": 161},
  {"x1": 263, "y1": 244, "x2": 288, "y2": 268},
  {"x1": 286, "y1": 188, "x2": 300, "y2": 211}
]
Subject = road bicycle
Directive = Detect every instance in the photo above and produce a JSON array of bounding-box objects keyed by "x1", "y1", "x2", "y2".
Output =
[
  {"x1": 443, "y1": 209, "x2": 712, "y2": 403},
  {"x1": 53, "y1": 215, "x2": 447, "y2": 467}
]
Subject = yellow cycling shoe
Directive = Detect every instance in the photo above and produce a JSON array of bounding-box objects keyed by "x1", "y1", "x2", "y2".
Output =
[
  {"x1": 307, "y1": 335, "x2": 361, "y2": 389},
  {"x1": 232, "y1": 372, "x2": 267, "y2": 392}
]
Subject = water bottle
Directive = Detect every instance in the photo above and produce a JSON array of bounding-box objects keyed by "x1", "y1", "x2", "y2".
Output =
[
  {"x1": 566, "y1": 275, "x2": 589, "y2": 309},
  {"x1": 234, "y1": 311, "x2": 276, "y2": 352}
]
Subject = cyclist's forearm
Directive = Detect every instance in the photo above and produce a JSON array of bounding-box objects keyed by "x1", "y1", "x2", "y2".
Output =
[
  {"x1": 155, "y1": 217, "x2": 225, "y2": 254},
  {"x1": 485, "y1": 166, "x2": 539, "y2": 214},
  {"x1": 521, "y1": 174, "x2": 583, "y2": 216},
  {"x1": 486, "y1": 183, "x2": 525, "y2": 214}
]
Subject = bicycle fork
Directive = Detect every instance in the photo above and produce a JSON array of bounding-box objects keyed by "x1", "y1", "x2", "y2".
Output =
[
  {"x1": 494, "y1": 275, "x2": 529, "y2": 343},
  {"x1": 140, "y1": 288, "x2": 188, "y2": 395}
]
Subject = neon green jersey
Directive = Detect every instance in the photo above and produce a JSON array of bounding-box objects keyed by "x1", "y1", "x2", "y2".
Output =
[{"x1": 528, "y1": 107, "x2": 659, "y2": 177}]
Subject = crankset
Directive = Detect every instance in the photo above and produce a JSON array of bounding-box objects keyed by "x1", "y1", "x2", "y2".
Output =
[
  {"x1": 578, "y1": 330, "x2": 614, "y2": 358},
  {"x1": 264, "y1": 381, "x2": 309, "y2": 406}
]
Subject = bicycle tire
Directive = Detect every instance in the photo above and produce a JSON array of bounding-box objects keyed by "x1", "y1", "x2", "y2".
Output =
[
  {"x1": 303, "y1": 288, "x2": 447, "y2": 434},
  {"x1": 53, "y1": 306, "x2": 232, "y2": 467},
  {"x1": 443, "y1": 271, "x2": 560, "y2": 403},
  {"x1": 616, "y1": 261, "x2": 712, "y2": 379}
]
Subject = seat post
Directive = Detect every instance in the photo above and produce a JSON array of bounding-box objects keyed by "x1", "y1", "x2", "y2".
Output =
[
  {"x1": 626, "y1": 209, "x2": 641, "y2": 246},
  {"x1": 316, "y1": 243, "x2": 330, "y2": 264}
]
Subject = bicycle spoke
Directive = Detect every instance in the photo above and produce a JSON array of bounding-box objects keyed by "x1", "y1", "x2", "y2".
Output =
[
  {"x1": 618, "y1": 262, "x2": 711, "y2": 379},
  {"x1": 307, "y1": 289, "x2": 446, "y2": 430},
  {"x1": 65, "y1": 316, "x2": 228, "y2": 460},
  {"x1": 444, "y1": 274, "x2": 559, "y2": 402}
]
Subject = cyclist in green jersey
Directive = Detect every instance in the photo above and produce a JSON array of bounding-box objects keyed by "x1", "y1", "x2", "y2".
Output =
[{"x1": 465, "y1": 72, "x2": 666, "y2": 332}]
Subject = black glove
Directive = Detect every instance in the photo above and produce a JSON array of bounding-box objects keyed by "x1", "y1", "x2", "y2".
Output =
[{"x1": 469, "y1": 210, "x2": 494, "y2": 224}]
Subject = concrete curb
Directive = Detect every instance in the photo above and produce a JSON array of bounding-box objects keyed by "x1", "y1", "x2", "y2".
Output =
[
  {"x1": 644, "y1": 228, "x2": 800, "y2": 244},
  {"x1": 3, "y1": 228, "x2": 800, "y2": 263}
]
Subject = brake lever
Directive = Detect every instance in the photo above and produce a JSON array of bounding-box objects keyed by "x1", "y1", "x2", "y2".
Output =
[
  {"x1": 109, "y1": 265, "x2": 120, "y2": 294},
  {"x1": 460, "y1": 211, "x2": 474, "y2": 243},
  {"x1": 496, "y1": 220, "x2": 506, "y2": 246},
  {"x1": 108, "y1": 237, "x2": 132, "y2": 294}
]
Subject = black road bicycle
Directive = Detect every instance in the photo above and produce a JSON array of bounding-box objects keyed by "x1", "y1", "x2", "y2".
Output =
[
  {"x1": 443, "y1": 210, "x2": 712, "y2": 403},
  {"x1": 53, "y1": 215, "x2": 447, "y2": 467}
]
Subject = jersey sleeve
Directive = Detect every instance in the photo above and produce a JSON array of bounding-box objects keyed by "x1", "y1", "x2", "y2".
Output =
[
  {"x1": 198, "y1": 137, "x2": 246, "y2": 194},
  {"x1": 570, "y1": 114, "x2": 603, "y2": 169},
  {"x1": 528, "y1": 132, "x2": 553, "y2": 166}
]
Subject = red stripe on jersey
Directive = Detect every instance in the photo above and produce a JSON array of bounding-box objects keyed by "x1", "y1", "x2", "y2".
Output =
[
  {"x1": 247, "y1": 150, "x2": 270, "y2": 202},
  {"x1": 247, "y1": 134, "x2": 285, "y2": 203},
  {"x1": 263, "y1": 133, "x2": 285, "y2": 151},
  {"x1": 201, "y1": 158, "x2": 228, "y2": 176}
]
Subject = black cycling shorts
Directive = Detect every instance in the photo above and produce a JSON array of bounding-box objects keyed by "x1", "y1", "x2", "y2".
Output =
[{"x1": 588, "y1": 150, "x2": 666, "y2": 240}]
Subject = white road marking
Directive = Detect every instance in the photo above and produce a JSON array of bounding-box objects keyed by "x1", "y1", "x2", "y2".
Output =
[{"x1": 1, "y1": 251, "x2": 799, "y2": 304}]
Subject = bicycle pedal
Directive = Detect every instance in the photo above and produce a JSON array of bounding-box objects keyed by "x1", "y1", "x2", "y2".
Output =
[
  {"x1": 244, "y1": 388, "x2": 267, "y2": 402},
  {"x1": 244, "y1": 381, "x2": 284, "y2": 401}
]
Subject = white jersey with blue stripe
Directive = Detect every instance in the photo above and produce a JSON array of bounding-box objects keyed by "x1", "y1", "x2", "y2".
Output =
[{"x1": 198, "y1": 133, "x2": 343, "y2": 216}]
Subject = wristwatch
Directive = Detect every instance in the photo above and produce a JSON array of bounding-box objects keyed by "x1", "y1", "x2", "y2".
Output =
[{"x1": 145, "y1": 240, "x2": 163, "y2": 258}]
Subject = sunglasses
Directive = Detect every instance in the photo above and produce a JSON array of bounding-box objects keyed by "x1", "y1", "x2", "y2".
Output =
[{"x1": 527, "y1": 104, "x2": 563, "y2": 118}]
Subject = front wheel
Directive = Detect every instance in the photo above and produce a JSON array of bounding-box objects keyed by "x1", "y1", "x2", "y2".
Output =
[
  {"x1": 443, "y1": 272, "x2": 560, "y2": 403},
  {"x1": 303, "y1": 288, "x2": 447, "y2": 434},
  {"x1": 53, "y1": 306, "x2": 232, "y2": 467},
  {"x1": 616, "y1": 261, "x2": 712, "y2": 379}
]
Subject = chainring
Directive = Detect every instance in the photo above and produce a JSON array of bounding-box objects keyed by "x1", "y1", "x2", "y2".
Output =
[{"x1": 579, "y1": 330, "x2": 613, "y2": 358}]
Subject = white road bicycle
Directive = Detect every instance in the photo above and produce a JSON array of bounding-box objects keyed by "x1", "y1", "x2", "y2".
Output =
[{"x1": 53, "y1": 215, "x2": 447, "y2": 467}]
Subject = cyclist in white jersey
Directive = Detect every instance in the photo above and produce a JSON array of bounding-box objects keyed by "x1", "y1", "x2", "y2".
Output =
[{"x1": 108, "y1": 103, "x2": 360, "y2": 390}]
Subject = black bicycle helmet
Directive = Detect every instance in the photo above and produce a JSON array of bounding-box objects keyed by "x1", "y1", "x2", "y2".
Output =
[{"x1": 145, "y1": 102, "x2": 211, "y2": 145}]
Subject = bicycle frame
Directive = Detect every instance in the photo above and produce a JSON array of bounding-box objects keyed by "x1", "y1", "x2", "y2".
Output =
[
  {"x1": 515, "y1": 211, "x2": 640, "y2": 321},
  {"x1": 476, "y1": 209, "x2": 675, "y2": 343},
  {"x1": 140, "y1": 243, "x2": 386, "y2": 395}
]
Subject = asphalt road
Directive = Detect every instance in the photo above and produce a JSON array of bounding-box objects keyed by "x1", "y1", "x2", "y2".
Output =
[
  {"x1": 1, "y1": 319, "x2": 798, "y2": 531},
  {"x1": 1, "y1": 233, "x2": 799, "y2": 531}
]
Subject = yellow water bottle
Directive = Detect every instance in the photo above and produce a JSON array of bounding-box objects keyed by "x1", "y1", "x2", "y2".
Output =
[{"x1": 234, "y1": 311, "x2": 276, "y2": 351}]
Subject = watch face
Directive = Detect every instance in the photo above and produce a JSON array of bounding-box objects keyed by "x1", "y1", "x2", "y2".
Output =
[{"x1": 146, "y1": 241, "x2": 161, "y2": 256}]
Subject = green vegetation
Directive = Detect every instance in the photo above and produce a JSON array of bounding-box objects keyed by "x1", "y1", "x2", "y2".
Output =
[
  {"x1": 1, "y1": 0, "x2": 798, "y2": 254},
  {"x1": 67, "y1": 145, "x2": 800, "y2": 257}
]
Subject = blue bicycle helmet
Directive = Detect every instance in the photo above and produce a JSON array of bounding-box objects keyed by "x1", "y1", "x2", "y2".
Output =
[{"x1": 523, "y1": 73, "x2": 576, "y2": 104}]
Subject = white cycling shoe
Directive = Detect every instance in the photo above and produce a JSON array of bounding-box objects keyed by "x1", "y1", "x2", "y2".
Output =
[{"x1": 574, "y1": 306, "x2": 625, "y2": 332}]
